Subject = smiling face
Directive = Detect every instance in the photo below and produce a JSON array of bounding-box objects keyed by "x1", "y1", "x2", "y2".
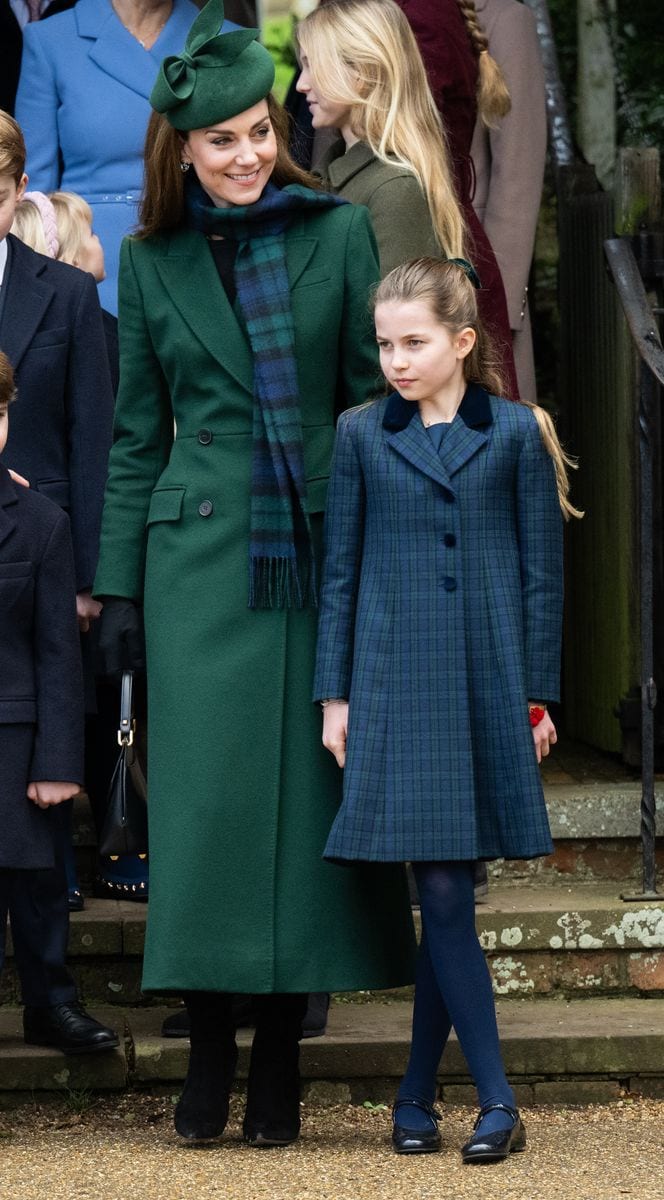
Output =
[
  {"x1": 180, "y1": 101, "x2": 278, "y2": 207},
  {"x1": 295, "y1": 57, "x2": 353, "y2": 131},
  {"x1": 0, "y1": 172, "x2": 27, "y2": 241},
  {"x1": 375, "y1": 299, "x2": 476, "y2": 405}
]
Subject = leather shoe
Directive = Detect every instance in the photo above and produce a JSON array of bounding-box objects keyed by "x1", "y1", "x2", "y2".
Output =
[
  {"x1": 391, "y1": 1098, "x2": 442, "y2": 1154},
  {"x1": 461, "y1": 1103, "x2": 526, "y2": 1164},
  {"x1": 23, "y1": 1003, "x2": 119, "y2": 1055}
]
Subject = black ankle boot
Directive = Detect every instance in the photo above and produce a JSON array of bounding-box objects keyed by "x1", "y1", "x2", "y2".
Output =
[
  {"x1": 243, "y1": 994, "x2": 307, "y2": 1147},
  {"x1": 174, "y1": 1042, "x2": 238, "y2": 1141},
  {"x1": 174, "y1": 993, "x2": 238, "y2": 1142}
]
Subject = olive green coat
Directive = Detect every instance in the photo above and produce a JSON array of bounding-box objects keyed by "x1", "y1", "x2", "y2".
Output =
[
  {"x1": 94, "y1": 201, "x2": 416, "y2": 994},
  {"x1": 315, "y1": 140, "x2": 440, "y2": 277}
]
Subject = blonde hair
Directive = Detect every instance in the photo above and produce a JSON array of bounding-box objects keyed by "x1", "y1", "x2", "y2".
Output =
[
  {"x1": 50, "y1": 192, "x2": 94, "y2": 265},
  {"x1": 375, "y1": 259, "x2": 582, "y2": 520},
  {"x1": 297, "y1": 0, "x2": 467, "y2": 260},
  {"x1": 10, "y1": 197, "x2": 50, "y2": 256},
  {"x1": 0, "y1": 109, "x2": 26, "y2": 183},
  {"x1": 455, "y1": 0, "x2": 511, "y2": 127}
]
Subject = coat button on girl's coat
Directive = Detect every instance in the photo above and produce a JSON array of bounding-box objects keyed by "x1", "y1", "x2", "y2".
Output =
[{"x1": 198, "y1": 500, "x2": 213, "y2": 517}]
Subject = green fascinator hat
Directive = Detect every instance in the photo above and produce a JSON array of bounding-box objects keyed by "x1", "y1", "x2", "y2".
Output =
[{"x1": 150, "y1": 0, "x2": 276, "y2": 131}]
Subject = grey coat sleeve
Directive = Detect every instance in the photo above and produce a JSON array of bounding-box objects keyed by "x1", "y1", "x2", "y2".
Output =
[{"x1": 471, "y1": 1, "x2": 547, "y2": 331}]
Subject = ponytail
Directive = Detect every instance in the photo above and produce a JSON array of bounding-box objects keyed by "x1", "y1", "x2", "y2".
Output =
[
  {"x1": 522, "y1": 402, "x2": 583, "y2": 521},
  {"x1": 455, "y1": 0, "x2": 511, "y2": 128}
]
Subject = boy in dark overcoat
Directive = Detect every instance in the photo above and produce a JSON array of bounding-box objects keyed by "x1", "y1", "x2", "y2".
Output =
[{"x1": 0, "y1": 352, "x2": 118, "y2": 1054}]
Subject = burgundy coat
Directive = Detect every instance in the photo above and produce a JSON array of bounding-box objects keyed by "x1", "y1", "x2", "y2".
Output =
[{"x1": 397, "y1": 0, "x2": 519, "y2": 400}]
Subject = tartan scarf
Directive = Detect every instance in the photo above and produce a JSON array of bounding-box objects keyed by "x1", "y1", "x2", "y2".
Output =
[{"x1": 186, "y1": 178, "x2": 344, "y2": 609}]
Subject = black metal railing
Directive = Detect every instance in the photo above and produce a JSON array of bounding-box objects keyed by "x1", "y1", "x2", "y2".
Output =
[{"x1": 604, "y1": 237, "x2": 663, "y2": 900}]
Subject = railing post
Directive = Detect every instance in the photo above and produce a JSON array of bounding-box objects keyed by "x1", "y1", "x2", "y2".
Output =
[{"x1": 622, "y1": 359, "x2": 661, "y2": 900}]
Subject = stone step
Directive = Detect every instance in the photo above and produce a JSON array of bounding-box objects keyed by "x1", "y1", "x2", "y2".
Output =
[
  {"x1": 0, "y1": 998, "x2": 663, "y2": 1105},
  {"x1": 496, "y1": 783, "x2": 664, "y2": 884},
  {"x1": 72, "y1": 783, "x2": 664, "y2": 886},
  {"x1": 3, "y1": 887, "x2": 662, "y2": 1007}
]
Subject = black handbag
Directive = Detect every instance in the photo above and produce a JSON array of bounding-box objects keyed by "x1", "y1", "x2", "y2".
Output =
[{"x1": 98, "y1": 672, "x2": 148, "y2": 858}]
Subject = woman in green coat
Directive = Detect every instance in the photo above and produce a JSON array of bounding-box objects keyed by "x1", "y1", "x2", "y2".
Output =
[{"x1": 94, "y1": 0, "x2": 415, "y2": 1147}]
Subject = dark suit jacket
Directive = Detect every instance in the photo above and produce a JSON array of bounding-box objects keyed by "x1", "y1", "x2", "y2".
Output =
[
  {"x1": 0, "y1": 234, "x2": 114, "y2": 591},
  {"x1": 0, "y1": 464, "x2": 84, "y2": 867},
  {"x1": 0, "y1": 0, "x2": 74, "y2": 114}
]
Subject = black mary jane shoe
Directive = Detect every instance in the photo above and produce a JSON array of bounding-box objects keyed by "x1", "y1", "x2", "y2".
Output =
[
  {"x1": 391, "y1": 1098, "x2": 442, "y2": 1155},
  {"x1": 461, "y1": 1103, "x2": 526, "y2": 1164}
]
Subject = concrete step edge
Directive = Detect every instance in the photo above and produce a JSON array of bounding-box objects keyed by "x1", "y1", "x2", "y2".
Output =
[{"x1": 1, "y1": 999, "x2": 663, "y2": 1093}]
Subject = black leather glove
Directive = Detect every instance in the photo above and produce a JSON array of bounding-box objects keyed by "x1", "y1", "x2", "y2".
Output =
[{"x1": 97, "y1": 597, "x2": 146, "y2": 677}]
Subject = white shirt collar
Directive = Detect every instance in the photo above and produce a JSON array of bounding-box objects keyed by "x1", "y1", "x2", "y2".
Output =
[{"x1": 0, "y1": 239, "x2": 8, "y2": 288}]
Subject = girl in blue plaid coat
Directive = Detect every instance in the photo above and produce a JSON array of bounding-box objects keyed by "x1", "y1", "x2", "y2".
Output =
[{"x1": 314, "y1": 258, "x2": 579, "y2": 1165}]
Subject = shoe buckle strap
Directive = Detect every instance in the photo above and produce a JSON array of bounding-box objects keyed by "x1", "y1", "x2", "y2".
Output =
[{"x1": 473, "y1": 1102, "x2": 518, "y2": 1130}]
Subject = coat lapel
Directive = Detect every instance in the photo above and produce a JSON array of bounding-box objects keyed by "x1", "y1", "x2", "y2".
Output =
[
  {"x1": 383, "y1": 384, "x2": 494, "y2": 491},
  {"x1": 155, "y1": 231, "x2": 254, "y2": 395},
  {"x1": 1, "y1": 238, "x2": 54, "y2": 373},
  {"x1": 0, "y1": 468, "x2": 18, "y2": 550},
  {"x1": 77, "y1": 0, "x2": 196, "y2": 102},
  {"x1": 154, "y1": 230, "x2": 320, "y2": 395}
]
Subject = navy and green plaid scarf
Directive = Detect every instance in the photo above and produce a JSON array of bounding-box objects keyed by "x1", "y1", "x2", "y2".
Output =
[{"x1": 187, "y1": 179, "x2": 344, "y2": 609}]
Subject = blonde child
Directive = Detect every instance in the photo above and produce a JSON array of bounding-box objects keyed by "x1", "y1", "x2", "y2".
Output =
[
  {"x1": 315, "y1": 257, "x2": 578, "y2": 1163},
  {"x1": 12, "y1": 189, "x2": 105, "y2": 283}
]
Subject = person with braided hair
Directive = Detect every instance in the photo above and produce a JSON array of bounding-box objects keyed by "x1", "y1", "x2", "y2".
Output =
[
  {"x1": 394, "y1": 0, "x2": 518, "y2": 397},
  {"x1": 296, "y1": 0, "x2": 519, "y2": 401}
]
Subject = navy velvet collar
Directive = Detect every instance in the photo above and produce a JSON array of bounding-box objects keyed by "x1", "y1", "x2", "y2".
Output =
[{"x1": 382, "y1": 382, "x2": 494, "y2": 433}]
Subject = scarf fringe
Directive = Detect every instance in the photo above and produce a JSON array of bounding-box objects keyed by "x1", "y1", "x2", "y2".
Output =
[{"x1": 249, "y1": 555, "x2": 317, "y2": 611}]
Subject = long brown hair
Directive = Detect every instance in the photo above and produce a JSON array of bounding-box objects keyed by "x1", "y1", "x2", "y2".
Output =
[
  {"x1": 137, "y1": 95, "x2": 320, "y2": 239},
  {"x1": 374, "y1": 259, "x2": 582, "y2": 520},
  {"x1": 455, "y1": 0, "x2": 511, "y2": 127}
]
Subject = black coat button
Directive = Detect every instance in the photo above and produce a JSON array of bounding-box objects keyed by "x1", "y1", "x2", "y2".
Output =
[
  {"x1": 198, "y1": 429, "x2": 213, "y2": 445},
  {"x1": 198, "y1": 500, "x2": 214, "y2": 517},
  {"x1": 443, "y1": 576, "x2": 457, "y2": 591},
  {"x1": 444, "y1": 533, "x2": 456, "y2": 548}
]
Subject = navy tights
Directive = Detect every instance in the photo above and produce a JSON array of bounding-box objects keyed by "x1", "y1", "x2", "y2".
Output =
[{"x1": 396, "y1": 862, "x2": 515, "y2": 1136}]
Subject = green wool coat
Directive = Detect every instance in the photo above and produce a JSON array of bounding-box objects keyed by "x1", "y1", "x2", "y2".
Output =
[
  {"x1": 94, "y1": 201, "x2": 417, "y2": 994},
  {"x1": 315, "y1": 140, "x2": 440, "y2": 277}
]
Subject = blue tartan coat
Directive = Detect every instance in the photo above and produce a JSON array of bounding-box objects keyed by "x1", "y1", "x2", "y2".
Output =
[{"x1": 313, "y1": 384, "x2": 563, "y2": 863}]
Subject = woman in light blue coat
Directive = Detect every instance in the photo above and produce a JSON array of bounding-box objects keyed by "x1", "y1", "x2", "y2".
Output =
[{"x1": 15, "y1": 0, "x2": 223, "y2": 314}]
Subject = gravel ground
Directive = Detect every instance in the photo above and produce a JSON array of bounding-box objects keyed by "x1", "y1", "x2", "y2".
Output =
[{"x1": 0, "y1": 1094, "x2": 662, "y2": 1200}]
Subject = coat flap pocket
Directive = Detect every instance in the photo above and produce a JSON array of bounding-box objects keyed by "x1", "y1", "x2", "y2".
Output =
[
  {"x1": 293, "y1": 269, "x2": 332, "y2": 290},
  {"x1": 0, "y1": 561, "x2": 33, "y2": 580},
  {"x1": 28, "y1": 326, "x2": 68, "y2": 350},
  {"x1": 36, "y1": 479, "x2": 70, "y2": 509},
  {"x1": 305, "y1": 476, "x2": 329, "y2": 514},
  {"x1": 146, "y1": 487, "x2": 185, "y2": 525}
]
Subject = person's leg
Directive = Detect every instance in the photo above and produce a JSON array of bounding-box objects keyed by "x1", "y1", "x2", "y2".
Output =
[
  {"x1": 412, "y1": 861, "x2": 515, "y2": 1137},
  {"x1": 243, "y1": 993, "x2": 308, "y2": 1146},
  {"x1": 10, "y1": 859, "x2": 77, "y2": 1008},
  {"x1": 13, "y1": 854, "x2": 118, "y2": 1053},
  {"x1": 394, "y1": 923, "x2": 451, "y2": 1132},
  {"x1": 175, "y1": 991, "x2": 238, "y2": 1141}
]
